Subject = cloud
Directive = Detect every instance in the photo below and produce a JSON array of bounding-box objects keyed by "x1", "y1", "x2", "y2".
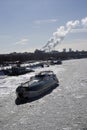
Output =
[
  {"x1": 71, "y1": 28, "x2": 87, "y2": 33},
  {"x1": 34, "y1": 19, "x2": 58, "y2": 24},
  {"x1": 15, "y1": 38, "x2": 29, "y2": 45},
  {"x1": 0, "y1": 35, "x2": 11, "y2": 39}
]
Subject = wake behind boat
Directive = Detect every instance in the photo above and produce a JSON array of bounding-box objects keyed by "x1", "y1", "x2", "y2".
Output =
[{"x1": 16, "y1": 71, "x2": 59, "y2": 99}]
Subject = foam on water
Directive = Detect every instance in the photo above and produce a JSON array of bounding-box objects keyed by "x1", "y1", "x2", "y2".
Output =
[
  {"x1": 0, "y1": 72, "x2": 35, "y2": 97},
  {"x1": 63, "y1": 127, "x2": 72, "y2": 130}
]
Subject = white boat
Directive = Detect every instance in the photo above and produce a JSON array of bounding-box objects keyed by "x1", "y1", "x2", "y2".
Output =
[
  {"x1": 50, "y1": 60, "x2": 62, "y2": 65},
  {"x1": 16, "y1": 71, "x2": 59, "y2": 99}
]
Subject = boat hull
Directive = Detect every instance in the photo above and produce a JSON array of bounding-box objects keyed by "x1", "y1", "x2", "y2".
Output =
[
  {"x1": 17, "y1": 79, "x2": 58, "y2": 99},
  {"x1": 25, "y1": 81, "x2": 58, "y2": 98},
  {"x1": 16, "y1": 71, "x2": 59, "y2": 100}
]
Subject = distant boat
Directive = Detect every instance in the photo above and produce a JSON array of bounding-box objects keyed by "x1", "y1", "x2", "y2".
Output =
[
  {"x1": 2, "y1": 66, "x2": 34, "y2": 76},
  {"x1": 50, "y1": 60, "x2": 62, "y2": 65},
  {"x1": 16, "y1": 71, "x2": 59, "y2": 99},
  {"x1": 0, "y1": 70, "x2": 5, "y2": 76}
]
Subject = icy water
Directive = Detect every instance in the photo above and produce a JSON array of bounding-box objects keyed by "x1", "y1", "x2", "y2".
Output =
[{"x1": 0, "y1": 59, "x2": 87, "y2": 130}]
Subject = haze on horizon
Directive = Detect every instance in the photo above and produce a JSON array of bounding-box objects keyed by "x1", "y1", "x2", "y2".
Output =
[{"x1": 0, "y1": 0, "x2": 87, "y2": 54}]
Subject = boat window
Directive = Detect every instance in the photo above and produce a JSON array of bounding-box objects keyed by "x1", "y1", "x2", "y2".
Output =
[
  {"x1": 29, "y1": 78, "x2": 39, "y2": 85},
  {"x1": 35, "y1": 74, "x2": 46, "y2": 78},
  {"x1": 22, "y1": 82, "x2": 29, "y2": 87},
  {"x1": 29, "y1": 84, "x2": 42, "y2": 91}
]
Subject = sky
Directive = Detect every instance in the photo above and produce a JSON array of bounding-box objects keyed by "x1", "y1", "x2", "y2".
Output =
[{"x1": 0, "y1": 0, "x2": 87, "y2": 54}]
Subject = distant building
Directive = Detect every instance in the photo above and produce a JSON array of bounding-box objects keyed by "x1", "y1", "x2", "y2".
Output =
[
  {"x1": 50, "y1": 50, "x2": 59, "y2": 54},
  {"x1": 63, "y1": 48, "x2": 66, "y2": 52},
  {"x1": 76, "y1": 50, "x2": 79, "y2": 52},
  {"x1": 69, "y1": 48, "x2": 72, "y2": 52},
  {"x1": 34, "y1": 49, "x2": 45, "y2": 54}
]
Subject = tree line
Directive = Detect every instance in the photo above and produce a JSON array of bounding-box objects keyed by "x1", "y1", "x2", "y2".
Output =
[{"x1": 0, "y1": 50, "x2": 87, "y2": 65}]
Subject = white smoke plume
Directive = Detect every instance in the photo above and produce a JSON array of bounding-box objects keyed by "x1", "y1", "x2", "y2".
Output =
[
  {"x1": 81, "y1": 17, "x2": 87, "y2": 26},
  {"x1": 42, "y1": 17, "x2": 87, "y2": 51}
]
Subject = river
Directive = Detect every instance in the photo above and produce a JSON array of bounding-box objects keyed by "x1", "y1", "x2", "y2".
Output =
[{"x1": 0, "y1": 59, "x2": 87, "y2": 130}]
